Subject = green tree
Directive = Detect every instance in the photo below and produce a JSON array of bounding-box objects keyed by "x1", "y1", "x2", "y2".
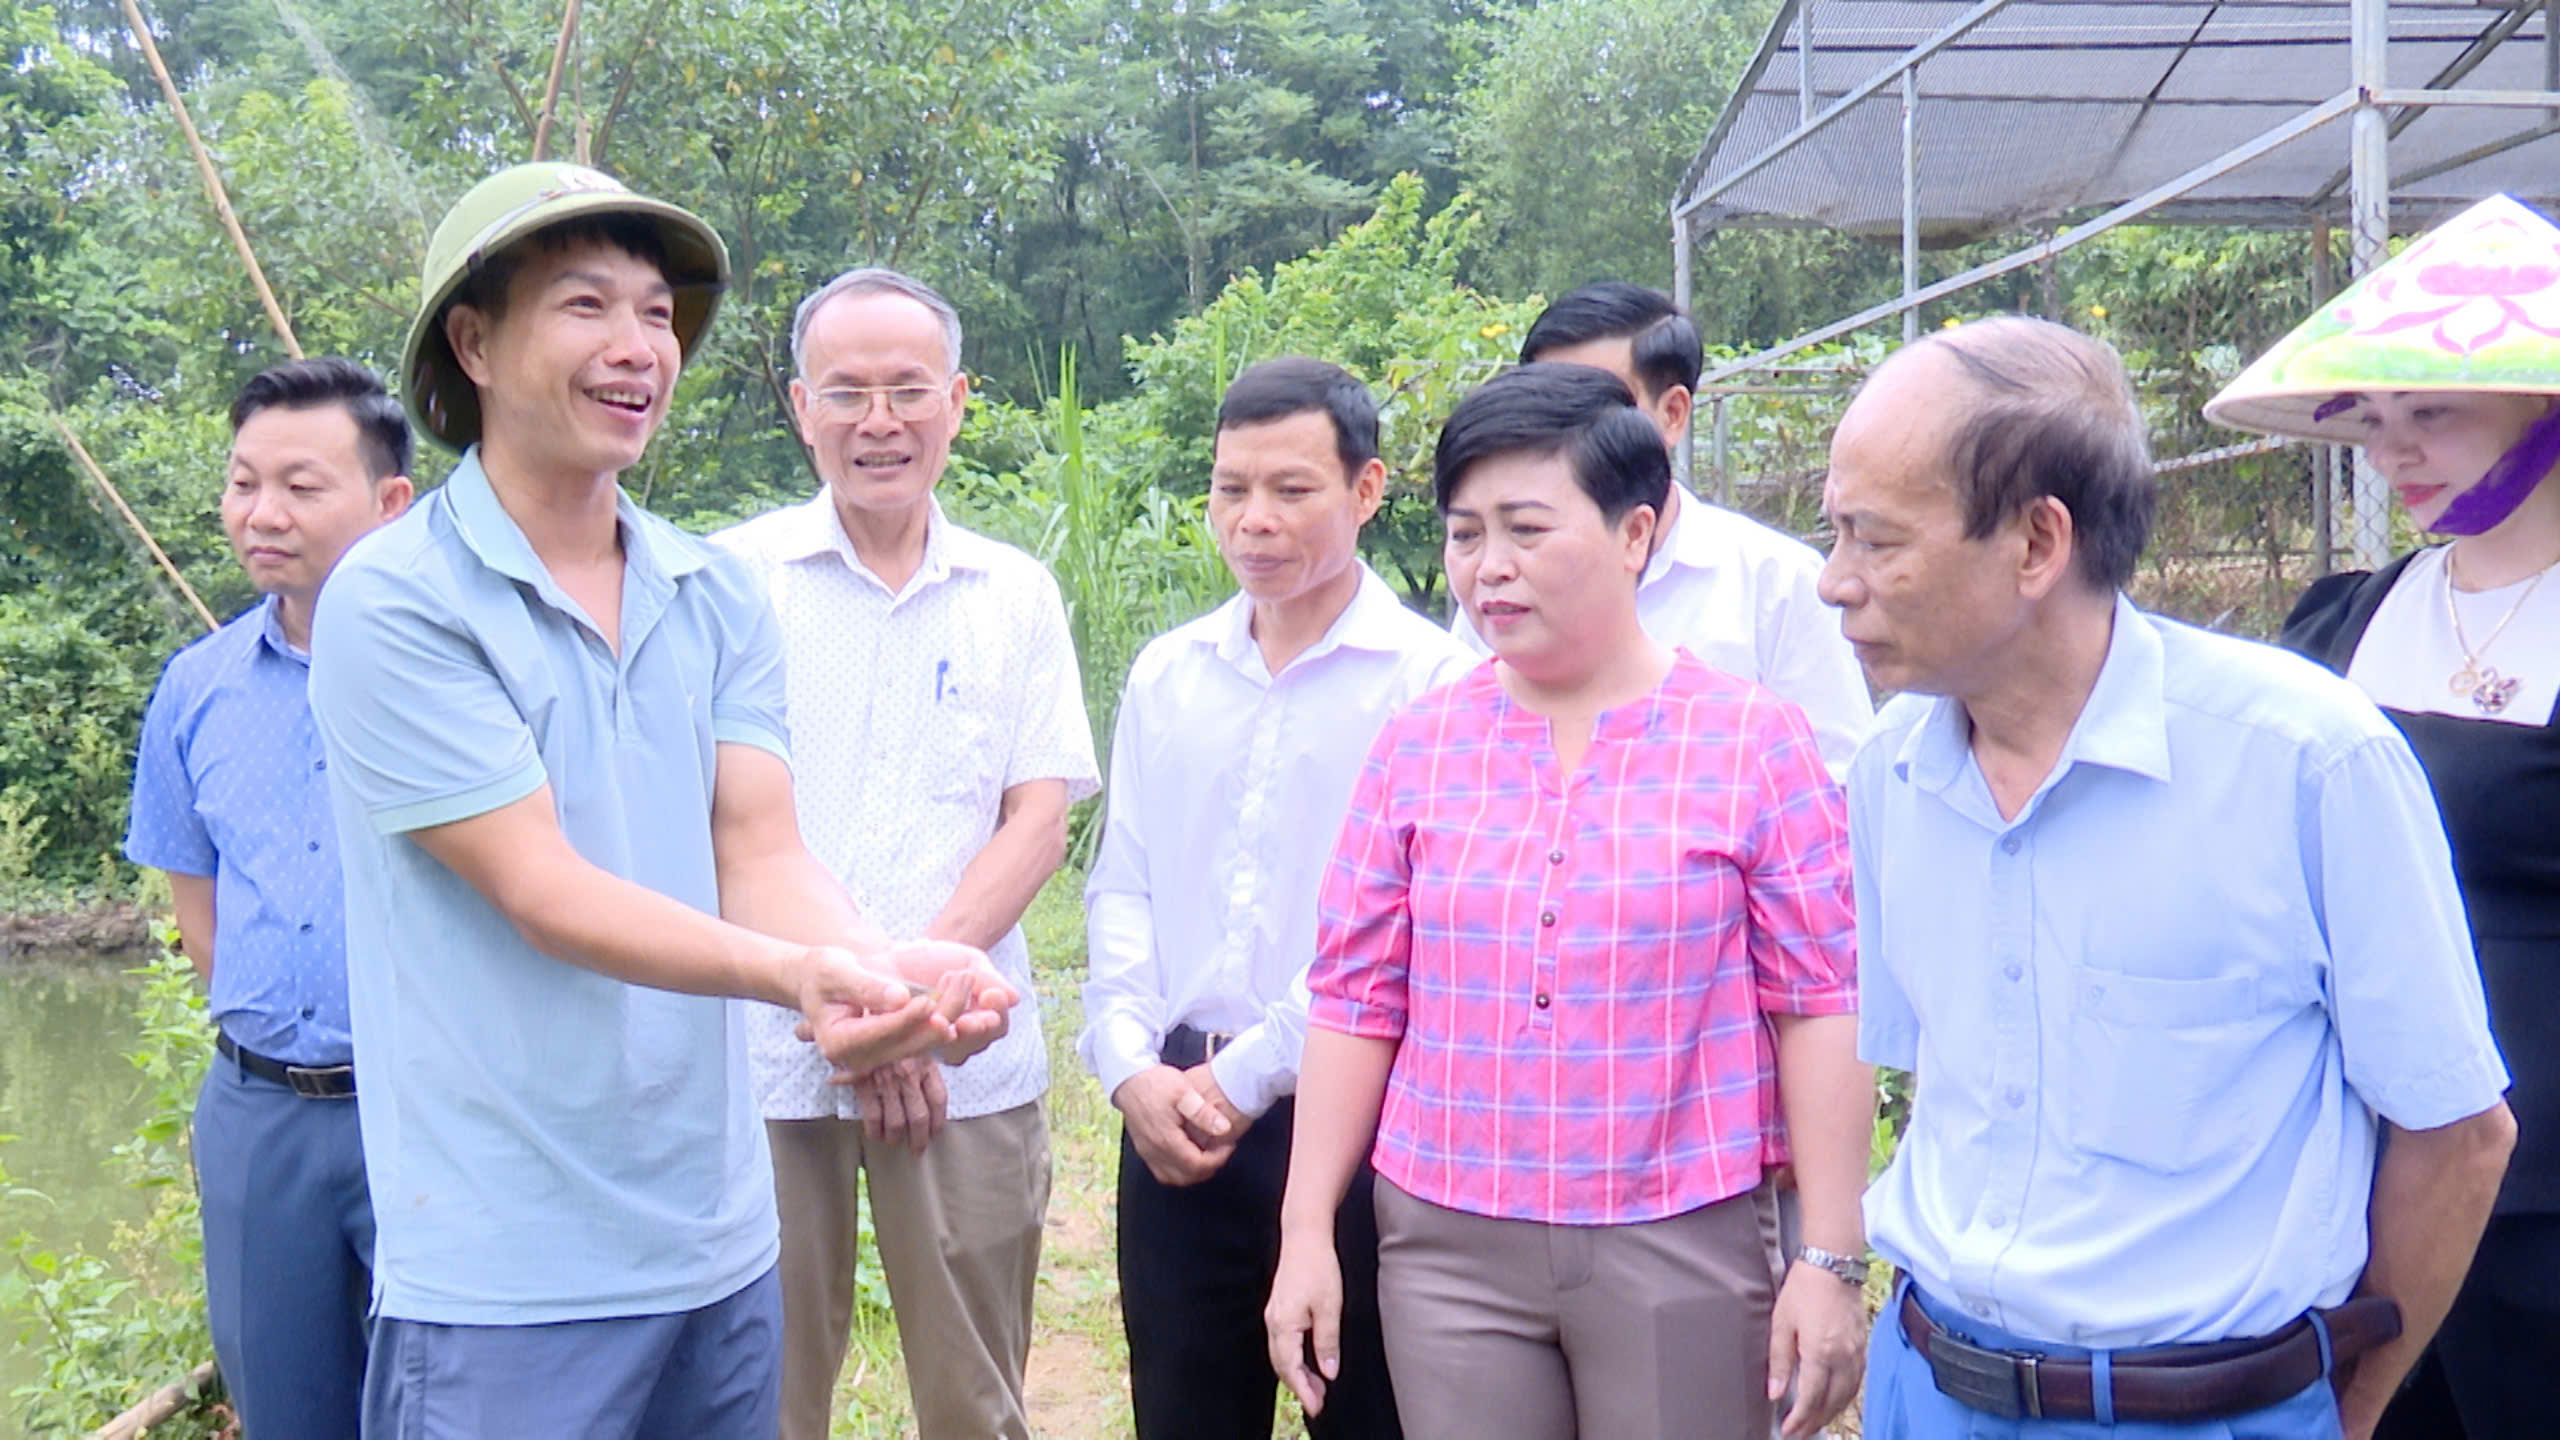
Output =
[
  {"x1": 1108, "y1": 173, "x2": 1538, "y2": 611},
  {"x1": 1455, "y1": 0, "x2": 1896, "y2": 347},
  {"x1": 995, "y1": 0, "x2": 1495, "y2": 395}
]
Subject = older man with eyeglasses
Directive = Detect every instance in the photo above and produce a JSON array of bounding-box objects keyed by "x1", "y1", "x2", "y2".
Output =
[{"x1": 715, "y1": 268, "x2": 1098, "y2": 1440}]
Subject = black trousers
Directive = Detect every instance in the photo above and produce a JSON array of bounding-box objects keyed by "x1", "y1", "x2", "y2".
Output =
[
  {"x1": 2374, "y1": 1213, "x2": 2560, "y2": 1440},
  {"x1": 1117, "y1": 1095, "x2": 1403, "y2": 1440}
]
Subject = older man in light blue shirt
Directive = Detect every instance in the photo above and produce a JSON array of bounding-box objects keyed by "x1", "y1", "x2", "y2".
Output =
[{"x1": 1820, "y1": 317, "x2": 2513, "y2": 1440}]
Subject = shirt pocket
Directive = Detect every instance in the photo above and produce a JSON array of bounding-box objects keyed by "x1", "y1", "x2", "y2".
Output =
[
  {"x1": 924, "y1": 706, "x2": 1006, "y2": 820},
  {"x1": 2066, "y1": 968, "x2": 2265, "y2": 1174}
]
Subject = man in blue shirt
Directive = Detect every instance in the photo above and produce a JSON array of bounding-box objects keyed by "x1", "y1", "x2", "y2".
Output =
[
  {"x1": 126, "y1": 357, "x2": 416, "y2": 1440},
  {"x1": 307, "y1": 162, "x2": 1014, "y2": 1436},
  {"x1": 1819, "y1": 316, "x2": 2516, "y2": 1440}
]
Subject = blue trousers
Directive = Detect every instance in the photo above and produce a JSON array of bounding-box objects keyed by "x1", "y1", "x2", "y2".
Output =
[
  {"x1": 1865, "y1": 1281, "x2": 2346, "y2": 1440},
  {"x1": 361, "y1": 1265, "x2": 781, "y2": 1439},
  {"x1": 192, "y1": 1049, "x2": 375, "y2": 1440}
]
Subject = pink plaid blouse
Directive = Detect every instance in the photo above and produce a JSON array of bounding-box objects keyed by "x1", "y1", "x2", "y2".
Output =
[{"x1": 1308, "y1": 655, "x2": 1857, "y2": 1226}]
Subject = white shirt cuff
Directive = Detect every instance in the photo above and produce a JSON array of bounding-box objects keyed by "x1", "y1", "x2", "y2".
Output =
[
  {"x1": 1207, "y1": 1025, "x2": 1293, "y2": 1119},
  {"x1": 1087, "y1": 1012, "x2": 1163, "y2": 1106}
]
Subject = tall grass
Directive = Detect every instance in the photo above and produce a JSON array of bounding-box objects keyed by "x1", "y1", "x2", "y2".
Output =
[{"x1": 947, "y1": 352, "x2": 1231, "y2": 863}]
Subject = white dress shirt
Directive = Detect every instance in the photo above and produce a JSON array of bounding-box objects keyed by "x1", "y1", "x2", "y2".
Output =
[
  {"x1": 717, "y1": 494, "x2": 1099, "y2": 1122},
  {"x1": 1853, "y1": 595, "x2": 2509, "y2": 1347},
  {"x1": 1452, "y1": 483, "x2": 1873, "y2": 774},
  {"x1": 1081, "y1": 565, "x2": 1475, "y2": 1118}
]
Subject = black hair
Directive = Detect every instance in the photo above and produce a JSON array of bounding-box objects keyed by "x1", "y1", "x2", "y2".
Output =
[
  {"x1": 1432, "y1": 363, "x2": 1670, "y2": 526},
  {"x1": 1519, "y1": 282, "x2": 1704, "y2": 400},
  {"x1": 1215, "y1": 356, "x2": 1380, "y2": 478},
  {"x1": 228, "y1": 357, "x2": 413, "y2": 482},
  {"x1": 1924, "y1": 317, "x2": 2157, "y2": 592},
  {"x1": 445, "y1": 214, "x2": 674, "y2": 328}
]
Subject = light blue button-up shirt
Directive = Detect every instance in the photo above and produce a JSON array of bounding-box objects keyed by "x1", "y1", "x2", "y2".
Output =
[
  {"x1": 1854, "y1": 594, "x2": 2508, "y2": 1348},
  {"x1": 309, "y1": 448, "x2": 788, "y2": 1326},
  {"x1": 125, "y1": 597, "x2": 351, "y2": 1066}
]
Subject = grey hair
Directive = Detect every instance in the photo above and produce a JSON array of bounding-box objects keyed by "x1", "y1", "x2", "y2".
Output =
[
  {"x1": 1903, "y1": 315, "x2": 2157, "y2": 592},
  {"x1": 790, "y1": 266, "x2": 964, "y2": 379}
]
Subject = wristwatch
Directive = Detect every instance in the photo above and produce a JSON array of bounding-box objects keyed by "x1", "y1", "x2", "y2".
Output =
[{"x1": 1795, "y1": 1245, "x2": 1871, "y2": 1287}]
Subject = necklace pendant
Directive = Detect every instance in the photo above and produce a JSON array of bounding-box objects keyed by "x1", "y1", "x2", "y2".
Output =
[
  {"x1": 2473, "y1": 669, "x2": 2520, "y2": 715},
  {"x1": 2450, "y1": 663, "x2": 2481, "y2": 696}
]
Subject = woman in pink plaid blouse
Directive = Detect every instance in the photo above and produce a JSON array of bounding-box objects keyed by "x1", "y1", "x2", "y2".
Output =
[{"x1": 1264, "y1": 365, "x2": 1874, "y2": 1440}]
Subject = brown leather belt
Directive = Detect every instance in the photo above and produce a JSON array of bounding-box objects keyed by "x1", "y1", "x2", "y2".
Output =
[{"x1": 1900, "y1": 1285, "x2": 2401, "y2": 1423}]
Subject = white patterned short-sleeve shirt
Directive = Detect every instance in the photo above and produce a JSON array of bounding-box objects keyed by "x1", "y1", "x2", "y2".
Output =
[{"x1": 716, "y1": 493, "x2": 1100, "y2": 1120}]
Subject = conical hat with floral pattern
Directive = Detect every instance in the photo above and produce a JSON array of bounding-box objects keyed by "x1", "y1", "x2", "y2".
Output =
[{"x1": 2205, "y1": 194, "x2": 2560, "y2": 444}]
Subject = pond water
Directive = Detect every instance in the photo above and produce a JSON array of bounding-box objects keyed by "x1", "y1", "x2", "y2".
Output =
[{"x1": 0, "y1": 959, "x2": 161, "y2": 1397}]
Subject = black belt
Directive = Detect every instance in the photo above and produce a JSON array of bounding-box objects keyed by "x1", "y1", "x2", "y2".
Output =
[
  {"x1": 1159, "y1": 1024, "x2": 1237, "y2": 1069},
  {"x1": 1901, "y1": 1284, "x2": 2400, "y2": 1423},
  {"x1": 217, "y1": 1032, "x2": 356, "y2": 1100}
]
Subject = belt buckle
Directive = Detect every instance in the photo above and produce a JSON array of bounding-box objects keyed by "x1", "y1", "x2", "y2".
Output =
[
  {"x1": 1201, "y1": 1031, "x2": 1235, "y2": 1060},
  {"x1": 1925, "y1": 1331, "x2": 2041, "y2": 1420},
  {"x1": 285, "y1": 1065, "x2": 354, "y2": 1100}
]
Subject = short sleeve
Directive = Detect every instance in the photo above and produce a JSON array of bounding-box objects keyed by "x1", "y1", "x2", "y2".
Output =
[
  {"x1": 2315, "y1": 733, "x2": 2510, "y2": 1129},
  {"x1": 703, "y1": 553, "x2": 791, "y2": 763},
  {"x1": 123, "y1": 654, "x2": 216, "y2": 876},
  {"x1": 1307, "y1": 719, "x2": 1416, "y2": 1040},
  {"x1": 1737, "y1": 693, "x2": 1859, "y2": 1017},
  {"x1": 1002, "y1": 565, "x2": 1100, "y2": 802},
  {"x1": 308, "y1": 557, "x2": 546, "y2": 835}
]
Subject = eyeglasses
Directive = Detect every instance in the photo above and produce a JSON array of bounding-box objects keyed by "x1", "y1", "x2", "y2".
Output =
[{"x1": 809, "y1": 384, "x2": 949, "y2": 422}]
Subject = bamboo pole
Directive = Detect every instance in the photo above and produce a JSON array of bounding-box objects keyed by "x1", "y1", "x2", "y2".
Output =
[
  {"x1": 530, "y1": 0, "x2": 585, "y2": 162},
  {"x1": 117, "y1": 0, "x2": 302, "y2": 359},
  {"x1": 87, "y1": 1360, "x2": 218, "y2": 1440},
  {"x1": 51, "y1": 413, "x2": 220, "y2": 635}
]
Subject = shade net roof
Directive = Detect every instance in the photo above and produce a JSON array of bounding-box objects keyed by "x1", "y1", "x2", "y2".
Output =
[{"x1": 1677, "y1": 0, "x2": 2560, "y2": 241}]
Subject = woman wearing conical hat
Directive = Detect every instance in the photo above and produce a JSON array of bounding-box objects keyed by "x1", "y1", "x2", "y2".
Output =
[{"x1": 2208, "y1": 192, "x2": 2560, "y2": 1440}]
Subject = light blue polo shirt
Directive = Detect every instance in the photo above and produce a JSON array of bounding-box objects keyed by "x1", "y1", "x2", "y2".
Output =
[
  {"x1": 308, "y1": 448, "x2": 786, "y2": 1325},
  {"x1": 1854, "y1": 593, "x2": 2509, "y2": 1349}
]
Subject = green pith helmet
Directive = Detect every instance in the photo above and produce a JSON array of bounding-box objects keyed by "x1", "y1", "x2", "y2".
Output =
[
  {"x1": 400, "y1": 162, "x2": 730, "y2": 453},
  {"x1": 2205, "y1": 194, "x2": 2560, "y2": 444}
]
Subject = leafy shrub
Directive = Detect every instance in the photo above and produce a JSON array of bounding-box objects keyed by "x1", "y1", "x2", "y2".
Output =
[
  {"x1": 1111, "y1": 173, "x2": 1541, "y2": 614},
  {"x1": 0, "y1": 596, "x2": 164, "y2": 898},
  {"x1": 945, "y1": 353, "x2": 1231, "y2": 862}
]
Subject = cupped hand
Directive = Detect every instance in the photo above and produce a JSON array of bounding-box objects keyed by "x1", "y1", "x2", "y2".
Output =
[
  {"x1": 880, "y1": 939, "x2": 1018, "y2": 1065},
  {"x1": 795, "y1": 944, "x2": 952, "y2": 1075}
]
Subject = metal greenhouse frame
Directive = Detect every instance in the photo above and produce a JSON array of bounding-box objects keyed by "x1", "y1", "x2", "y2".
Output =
[{"x1": 1671, "y1": 0, "x2": 2560, "y2": 565}]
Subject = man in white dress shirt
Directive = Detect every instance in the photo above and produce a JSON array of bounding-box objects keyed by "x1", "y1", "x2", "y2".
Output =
[
  {"x1": 717, "y1": 268, "x2": 1099, "y2": 1440},
  {"x1": 1083, "y1": 356, "x2": 1472, "y2": 1438},
  {"x1": 1457, "y1": 282, "x2": 1872, "y2": 773}
]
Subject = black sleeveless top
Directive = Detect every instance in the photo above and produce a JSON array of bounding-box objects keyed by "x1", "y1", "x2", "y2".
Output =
[{"x1": 2284, "y1": 556, "x2": 2560, "y2": 1214}]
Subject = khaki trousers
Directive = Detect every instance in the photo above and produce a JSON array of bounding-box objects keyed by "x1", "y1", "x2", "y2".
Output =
[
  {"x1": 1372, "y1": 1176, "x2": 1777, "y2": 1440},
  {"x1": 767, "y1": 1103, "x2": 1051, "y2": 1440}
]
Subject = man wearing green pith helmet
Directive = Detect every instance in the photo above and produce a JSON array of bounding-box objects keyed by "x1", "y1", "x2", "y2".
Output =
[{"x1": 306, "y1": 161, "x2": 1019, "y2": 1435}]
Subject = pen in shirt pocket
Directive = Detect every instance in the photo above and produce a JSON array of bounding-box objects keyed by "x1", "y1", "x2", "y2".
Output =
[{"x1": 934, "y1": 657, "x2": 950, "y2": 704}]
